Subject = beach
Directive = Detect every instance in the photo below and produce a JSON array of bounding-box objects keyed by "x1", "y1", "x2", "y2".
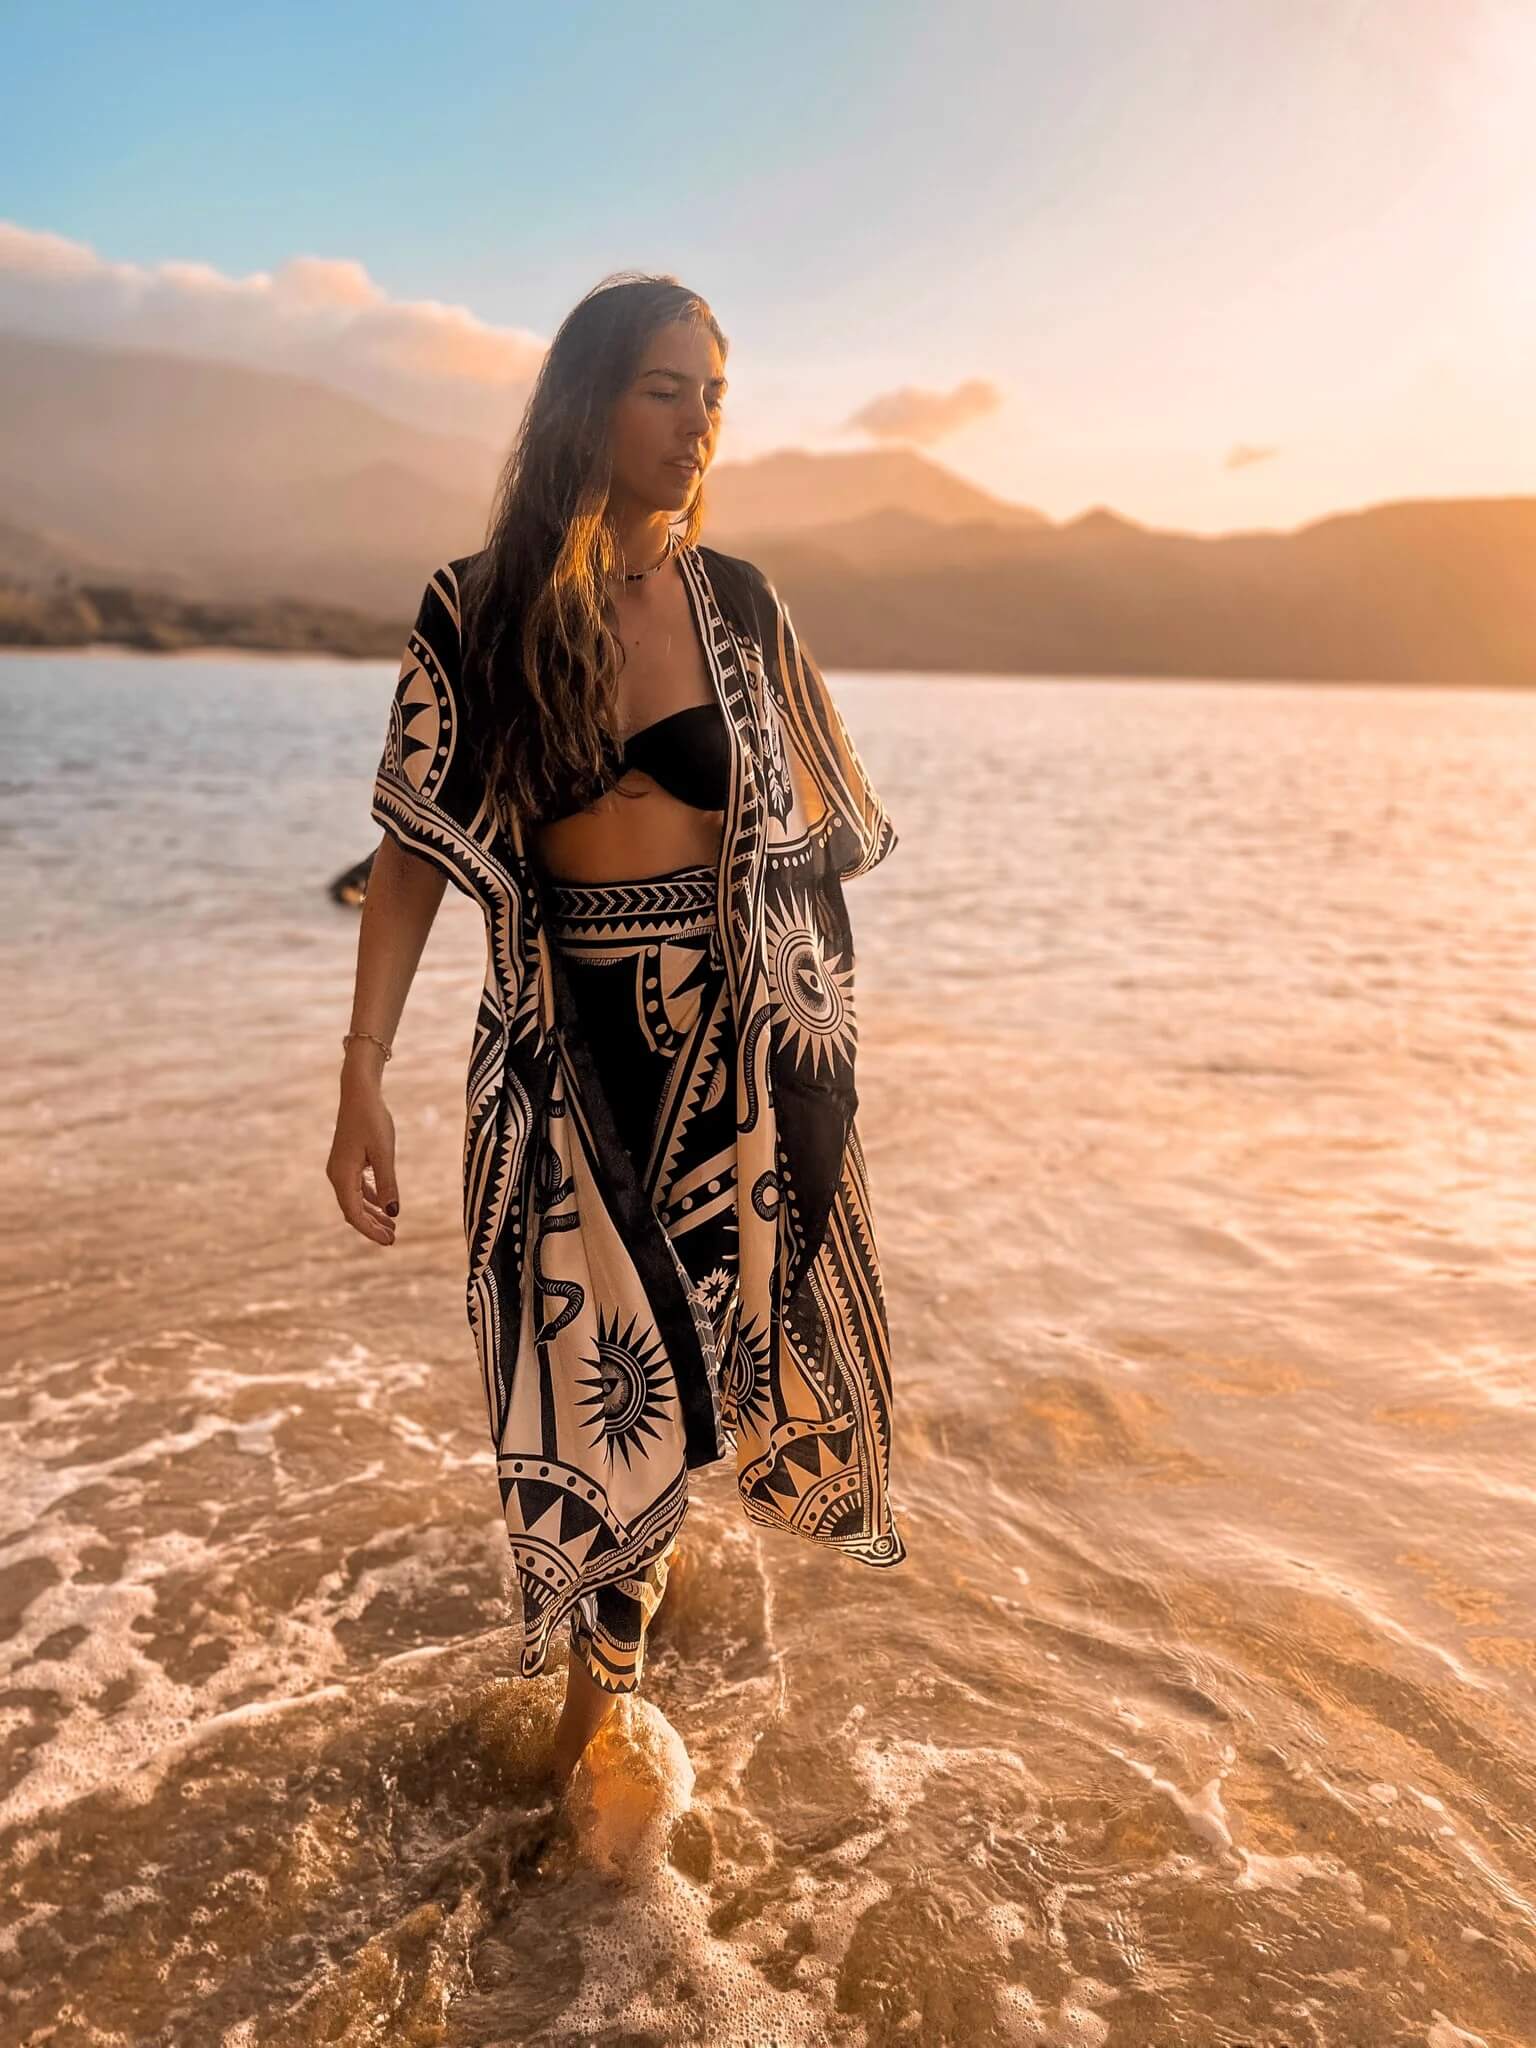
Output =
[{"x1": 3, "y1": 649, "x2": 1535, "y2": 2045}]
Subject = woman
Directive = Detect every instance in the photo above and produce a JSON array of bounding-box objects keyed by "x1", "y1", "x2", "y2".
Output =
[{"x1": 327, "y1": 273, "x2": 907, "y2": 1796}]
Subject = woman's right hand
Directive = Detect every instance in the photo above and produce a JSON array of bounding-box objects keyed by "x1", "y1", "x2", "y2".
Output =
[{"x1": 327, "y1": 1079, "x2": 400, "y2": 1246}]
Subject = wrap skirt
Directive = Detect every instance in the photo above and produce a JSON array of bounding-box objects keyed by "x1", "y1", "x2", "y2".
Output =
[{"x1": 543, "y1": 858, "x2": 740, "y2": 1692}]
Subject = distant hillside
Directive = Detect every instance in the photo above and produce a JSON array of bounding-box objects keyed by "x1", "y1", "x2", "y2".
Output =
[
  {"x1": 731, "y1": 497, "x2": 1536, "y2": 684},
  {"x1": 0, "y1": 331, "x2": 1044, "y2": 612},
  {"x1": 0, "y1": 578, "x2": 402, "y2": 657},
  {"x1": 0, "y1": 513, "x2": 105, "y2": 583},
  {"x1": 0, "y1": 330, "x2": 498, "y2": 614},
  {"x1": 7, "y1": 493, "x2": 1535, "y2": 681},
  {"x1": 702, "y1": 447, "x2": 1047, "y2": 537},
  {"x1": 2, "y1": 329, "x2": 1533, "y2": 682}
]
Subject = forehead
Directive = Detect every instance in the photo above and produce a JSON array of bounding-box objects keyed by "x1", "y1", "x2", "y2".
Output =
[{"x1": 637, "y1": 321, "x2": 726, "y2": 381}]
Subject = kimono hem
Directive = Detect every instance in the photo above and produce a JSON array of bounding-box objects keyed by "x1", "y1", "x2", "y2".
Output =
[{"x1": 371, "y1": 540, "x2": 908, "y2": 1678}]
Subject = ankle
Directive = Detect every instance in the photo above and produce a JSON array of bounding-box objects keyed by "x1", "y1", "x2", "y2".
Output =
[{"x1": 552, "y1": 1700, "x2": 618, "y2": 1778}]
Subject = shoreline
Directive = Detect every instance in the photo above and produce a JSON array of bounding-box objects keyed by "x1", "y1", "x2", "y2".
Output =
[
  {"x1": 0, "y1": 640, "x2": 388, "y2": 665},
  {"x1": 1, "y1": 640, "x2": 1533, "y2": 690}
]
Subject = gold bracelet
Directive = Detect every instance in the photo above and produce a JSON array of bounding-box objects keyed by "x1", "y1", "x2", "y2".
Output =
[{"x1": 342, "y1": 1031, "x2": 393, "y2": 1062}]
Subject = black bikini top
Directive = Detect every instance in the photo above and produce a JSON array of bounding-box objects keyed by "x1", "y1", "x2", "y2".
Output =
[
  {"x1": 619, "y1": 702, "x2": 730, "y2": 807},
  {"x1": 546, "y1": 702, "x2": 730, "y2": 822}
]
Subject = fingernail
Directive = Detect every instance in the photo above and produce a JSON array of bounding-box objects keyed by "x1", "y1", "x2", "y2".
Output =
[{"x1": 386, "y1": 1201, "x2": 399, "y2": 1217}]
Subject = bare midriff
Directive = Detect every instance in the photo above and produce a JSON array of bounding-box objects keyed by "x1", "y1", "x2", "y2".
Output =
[
  {"x1": 530, "y1": 568, "x2": 725, "y2": 886},
  {"x1": 533, "y1": 777, "x2": 724, "y2": 884}
]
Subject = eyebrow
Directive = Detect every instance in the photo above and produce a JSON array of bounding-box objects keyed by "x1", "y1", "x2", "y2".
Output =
[{"x1": 640, "y1": 366, "x2": 728, "y2": 390}]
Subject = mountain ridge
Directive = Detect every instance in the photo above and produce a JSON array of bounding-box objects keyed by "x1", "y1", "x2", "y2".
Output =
[{"x1": 2, "y1": 330, "x2": 1533, "y2": 682}]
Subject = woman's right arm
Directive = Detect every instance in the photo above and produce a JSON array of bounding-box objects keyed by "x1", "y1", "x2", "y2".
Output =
[{"x1": 326, "y1": 832, "x2": 449, "y2": 1246}]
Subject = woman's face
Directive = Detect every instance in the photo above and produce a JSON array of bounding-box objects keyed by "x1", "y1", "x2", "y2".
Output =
[{"x1": 607, "y1": 318, "x2": 727, "y2": 515}]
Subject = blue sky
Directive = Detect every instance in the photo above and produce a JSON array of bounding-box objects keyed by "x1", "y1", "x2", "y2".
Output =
[{"x1": 5, "y1": 0, "x2": 1533, "y2": 531}]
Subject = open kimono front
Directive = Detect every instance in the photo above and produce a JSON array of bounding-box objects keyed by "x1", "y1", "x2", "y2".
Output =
[{"x1": 371, "y1": 539, "x2": 908, "y2": 1677}]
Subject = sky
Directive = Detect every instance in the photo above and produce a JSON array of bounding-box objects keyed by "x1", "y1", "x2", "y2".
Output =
[{"x1": 4, "y1": 0, "x2": 1533, "y2": 533}]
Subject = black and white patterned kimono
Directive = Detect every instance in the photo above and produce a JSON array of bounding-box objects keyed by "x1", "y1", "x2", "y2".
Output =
[{"x1": 371, "y1": 540, "x2": 907, "y2": 1685}]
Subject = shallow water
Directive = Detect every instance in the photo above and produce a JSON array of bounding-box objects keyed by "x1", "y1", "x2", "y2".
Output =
[{"x1": 3, "y1": 650, "x2": 1535, "y2": 2046}]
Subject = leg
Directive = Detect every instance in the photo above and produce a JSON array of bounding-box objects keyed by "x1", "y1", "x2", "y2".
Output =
[
  {"x1": 547, "y1": 1540, "x2": 677, "y2": 1791},
  {"x1": 546, "y1": 1643, "x2": 620, "y2": 1792}
]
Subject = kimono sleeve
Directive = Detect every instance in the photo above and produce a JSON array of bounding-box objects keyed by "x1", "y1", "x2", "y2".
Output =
[
  {"x1": 371, "y1": 562, "x2": 490, "y2": 902},
  {"x1": 766, "y1": 582, "x2": 899, "y2": 883}
]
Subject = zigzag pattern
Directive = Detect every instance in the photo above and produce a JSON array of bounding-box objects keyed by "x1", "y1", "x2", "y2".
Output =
[{"x1": 546, "y1": 870, "x2": 718, "y2": 924}]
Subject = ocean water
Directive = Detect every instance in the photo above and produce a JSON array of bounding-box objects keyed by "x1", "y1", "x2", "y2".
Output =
[{"x1": 2, "y1": 648, "x2": 1535, "y2": 2047}]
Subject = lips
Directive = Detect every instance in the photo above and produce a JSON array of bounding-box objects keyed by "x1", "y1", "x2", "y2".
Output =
[{"x1": 668, "y1": 459, "x2": 701, "y2": 476}]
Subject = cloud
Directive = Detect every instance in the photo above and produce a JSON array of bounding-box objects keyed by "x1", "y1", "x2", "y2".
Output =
[
  {"x1": 1225, "y1": 442, "x2": 1279, "y2": 471},
  {"x1": 0, "y1": 221, "x2": 545, "y2": 443},
  {"x1": 844, "y1": 376, "x2": 1003, "y2": 447}
]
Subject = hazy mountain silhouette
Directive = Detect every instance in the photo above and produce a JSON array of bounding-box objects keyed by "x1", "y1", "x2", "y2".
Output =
[
  {"x1": 702, "y1": 446, "x2": 1048, "y2": 535},
  {"x1": 2, "y1": 329, "x2": 1533, "y2": 682},
  {"x1": 732, "y1": 498, "x2": 1536, "y2": 682},
  {"x1": 0, "y1": 331, "x2": 499, "y2": 612}
]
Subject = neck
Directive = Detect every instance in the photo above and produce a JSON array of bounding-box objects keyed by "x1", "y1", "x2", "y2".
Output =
[{"x1": 605, "y1": 502, "x2": 676, "y2": 579}]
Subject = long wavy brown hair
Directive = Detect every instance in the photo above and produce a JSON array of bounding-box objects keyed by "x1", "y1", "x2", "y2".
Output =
[{"x1": 457, "y1": 272, "x2": 728, "y2": 835}]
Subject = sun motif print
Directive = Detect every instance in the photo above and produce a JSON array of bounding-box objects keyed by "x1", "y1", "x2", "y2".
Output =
[
  {"x1": 764, "y1": 887, "x2": 858, "y2": 1085},
  {"x1": 576, "y1": 1309, "x2": 677, "y2": 1470}
]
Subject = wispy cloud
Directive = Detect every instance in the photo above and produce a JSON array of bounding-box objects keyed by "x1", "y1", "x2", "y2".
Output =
[
  {"x1": 0, "y1": 222, "x2": 544, "y2": 442},
  {"x1": 844, "y1": 376, "x2": 1004, "y2": 447}
]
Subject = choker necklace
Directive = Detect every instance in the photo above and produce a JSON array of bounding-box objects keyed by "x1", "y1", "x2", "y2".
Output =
[{"x1": 614, "y1": 531, "x2": 679, "y2": 583}]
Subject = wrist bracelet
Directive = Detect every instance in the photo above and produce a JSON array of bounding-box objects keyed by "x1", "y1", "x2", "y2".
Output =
[{"x1": 342, "y1": 1031, "x2": 393, "y2": 1062}]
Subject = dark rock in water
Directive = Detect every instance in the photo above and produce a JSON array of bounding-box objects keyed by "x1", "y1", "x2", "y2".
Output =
[{"x1": 330, "y1": 849, "x2": 376, "y2": 907}]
